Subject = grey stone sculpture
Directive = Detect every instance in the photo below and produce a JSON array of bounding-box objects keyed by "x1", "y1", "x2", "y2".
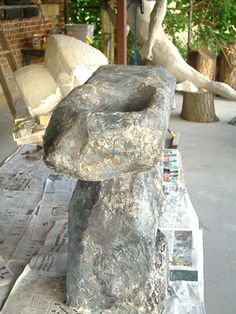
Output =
[{"x1": 44, "y1": 65, "x2": 176, "y2": 313}]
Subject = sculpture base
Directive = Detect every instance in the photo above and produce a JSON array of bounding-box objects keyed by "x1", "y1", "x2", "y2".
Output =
[
  {"x1": 67, "y1": 170, "x2": 169, "y2": 313},
  {"x1": 181, "y1": 91, "x2": 219, "y2": 123}
]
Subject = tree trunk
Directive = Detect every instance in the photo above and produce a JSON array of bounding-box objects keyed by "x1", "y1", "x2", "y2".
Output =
[
  {"x1": 217, "y1": 42, "x2": 236, "y2": 90},
  {"x1": 188, "y1": 48, "x2": 216, "y2": 80},
  {"x1": 181, "y1": 91, "x2": 219, "y2": 123}
]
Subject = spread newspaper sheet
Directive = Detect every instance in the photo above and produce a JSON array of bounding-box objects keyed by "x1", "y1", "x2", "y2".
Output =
[{"x1": 0, "y1": 145, "x2": 205, "y2": 313}]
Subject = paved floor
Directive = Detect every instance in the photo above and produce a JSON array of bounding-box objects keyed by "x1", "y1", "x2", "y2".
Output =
[
  {"x1": 170, "y1": 94, "x2": 236, "y2": 314},
  {"x1": 0, "y1": 92, "x2": 236, "y2": 313}
]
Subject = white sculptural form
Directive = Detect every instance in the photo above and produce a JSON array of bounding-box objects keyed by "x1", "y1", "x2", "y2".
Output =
[{"x1": 127, "y1": 0, "x2": 236, "y2": 101}]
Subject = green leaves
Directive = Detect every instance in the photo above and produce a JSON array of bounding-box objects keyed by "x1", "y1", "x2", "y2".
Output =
[
  {"x1": 165, "y1": 0, "x2": 236, "y2": 57},
  {"x1": 65, "y1": 0, "x2": 236, "y2": 58},
  {"x1": 66, "y1": 0, "x2": 102, "y2": 48}
]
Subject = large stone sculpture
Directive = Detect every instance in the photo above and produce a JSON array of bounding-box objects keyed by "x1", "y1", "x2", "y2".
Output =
[
  {"x1": 127, "y1": 0, "x2": 236, "y2": 101},
  {"x1": 44, "y1": 65, "x2": 176, "y2": 313}
]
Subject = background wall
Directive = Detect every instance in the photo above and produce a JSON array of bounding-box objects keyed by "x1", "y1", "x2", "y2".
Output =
[{"x1": 0, "y1": 1, "x2": 65, "y2": 67}]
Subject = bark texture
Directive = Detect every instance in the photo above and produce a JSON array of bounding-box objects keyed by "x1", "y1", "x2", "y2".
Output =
[
  {"x1": 188, "y1": 49, "x2": 216, "y2": 81},
  {"x1": 181, "y1": 92, "x2": 219, "y2": 123},
  {"x1": 217, "y1": 42, "x2": 236, "y2": 90}
]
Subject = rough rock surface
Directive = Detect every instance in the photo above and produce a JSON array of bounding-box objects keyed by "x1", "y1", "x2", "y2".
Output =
[
  {"x1": 44, "y1": 65, "x2": 176, "y2": 313},
  {"x1": 45, "y1": 35, "x2": 109, "y2": 97},
  {"x1": 15, "y1": 64, "x2": 62, "y2": 117},
  {"x1": 67, "y1": 168, "x2": 168, "y2": 313},
  {"x1": 44, "y1": 65, "x2": 176, "y2": 181}
]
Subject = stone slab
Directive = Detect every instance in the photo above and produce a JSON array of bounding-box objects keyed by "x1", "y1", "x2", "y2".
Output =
[{"x1": 44, "y1": 65, "x2": 176, "y2": 181}]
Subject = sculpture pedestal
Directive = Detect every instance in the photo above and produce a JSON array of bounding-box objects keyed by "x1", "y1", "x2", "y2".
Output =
[
  {"x1": 181, "y1": 91, "x2": 219, "y2": 123},
  {"x1": 67, "y1": 170, "x2": 168, "y2": 313},
  {"x1": 43, "y1": 65, "x2": 176, "y2": 313}
]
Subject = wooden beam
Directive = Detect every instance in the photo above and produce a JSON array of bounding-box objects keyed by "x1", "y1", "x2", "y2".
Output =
[
  {"x1": 117, "y1": 0, "x2": 127, "y2": 64},
  {"x1": 0, "y1": 5, "x2": 37, "y2": 9},
  {"x1": 171, "y1": 132, "x2": 181, "y2": 149},
  {"x1": 101, "y1": 0, "x2": 115, "y2": 63},
  {"x1": 0, "y1": 64, "x2": 16, "y2": 118},
  {"x1": 0, "y1": 27, "x2": 18, "y2": 72}
]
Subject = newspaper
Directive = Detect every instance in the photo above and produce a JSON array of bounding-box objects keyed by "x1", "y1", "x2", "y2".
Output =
[
  {"x1": 2, "y1": 145, "x2": 41, "y2": 166},
  {"x1": 163, "y1": 229, "x2": 203, "y2": 282},
  {"x1": 0, "y1": 145, "x2": 46, "y2": 262},
  {"x1": 164, "y1": 281, "x2": 205, "y2": 314},
  {"x1": 30, "y1": 219, "x2": 68, "y2": 275},
  {"x1": 161, "y1": 228, "x2": 204, "y2": 313},
  {"x1": 1, "y1": 225, "x2": 205, "y2": 314},
  {"x1": 0, "y1": 216, "x2": 69, "y2": 314},
  {"x1": 0, "y1": 193, "x2": 43, "y2": 309},
  {"x1": 161, "y1": 149, "x2": 205, "y2": 313},
  {"x1": 163, "y1": 149, "x2": 180, "y2": 184},
  {"x1": 162, "y1": 149, "x2": 184, "y2": 195},
  {"x1": 1, "y1": 265, "x2": 69, "y2": 314},
  {"x1": 32, "y1": 175, "x2": 76, "y2": 242},
  {"x1": 0, "y1": 285, "x2": 10, "y2": 312},
  {"x1": 160, "y1": 186, "x2": 199, "y2": 230},
  {"x1": 164, "y1": 228, "x2": 205, "y2": 314},
  {"x1": 0, "y1": 256, "x2": 18, "y2": 309},
  {"x1": 1, "y1": 221, "x2": 74, "y2": 314},
  {"x1": 0, "y1": 145, "x2": 51, "y2": 309},
  {"x1": 11, "y1": 214, "x2": 42, "y2": 266},
  {"x1": 0, "y1": 193, "x2": 40, "y2": 262},
  {"x1": 0, "y1": 146, "x2": 205, "y2": 313},
  {"x1": 0, "y1": 147, "x2": 50, "y2": 193}
]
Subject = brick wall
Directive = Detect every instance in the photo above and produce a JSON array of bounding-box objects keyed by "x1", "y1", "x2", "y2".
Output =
[{"x1": 0, "y1": 2, "x2": 64, "y2": 68}]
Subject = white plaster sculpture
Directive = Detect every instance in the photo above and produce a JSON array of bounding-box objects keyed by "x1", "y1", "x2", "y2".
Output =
[
  {"x1": 45, "y1": 35, "x2": 109, "y2": 97},
  {"x1": 15, "y1": 64, "x2": 63, "y2": 117},
  {"x1": 15, "y1": 35, "x2": 109, "y2": 118},
  {"x1": 127, "y1": 0, "x2": 236, "y2": 101}
]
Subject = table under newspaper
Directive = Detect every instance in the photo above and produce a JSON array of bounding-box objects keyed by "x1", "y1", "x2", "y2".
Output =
[{"x1": 0, "y1": 145, "x2": 205, "y2": 314}]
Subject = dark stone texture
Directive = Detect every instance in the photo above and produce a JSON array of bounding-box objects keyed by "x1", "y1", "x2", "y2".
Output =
[
  {"x1": 44, "y1": 65, "x2": 176, "y2": 181},
  {"x1": 43, "y1": 65, "x2": 176, "y2": 313},
  {"x1": 67, "y1": 167, "x2": 169, "y2": 313}
]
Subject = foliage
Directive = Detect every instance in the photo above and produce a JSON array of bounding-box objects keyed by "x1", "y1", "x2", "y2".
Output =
[
  {"x1": 66, "y1": 0, "x2": 236, "y2": 58},
  {"x1": 66, "y1": 0, "x2": 102, "y2": 48},
  {"x1": 66, "y1": 0, "x2": 137, "y2": 63},
  {"x1": 165, "y1": 0, "x2": 236, "y2": 57}
]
